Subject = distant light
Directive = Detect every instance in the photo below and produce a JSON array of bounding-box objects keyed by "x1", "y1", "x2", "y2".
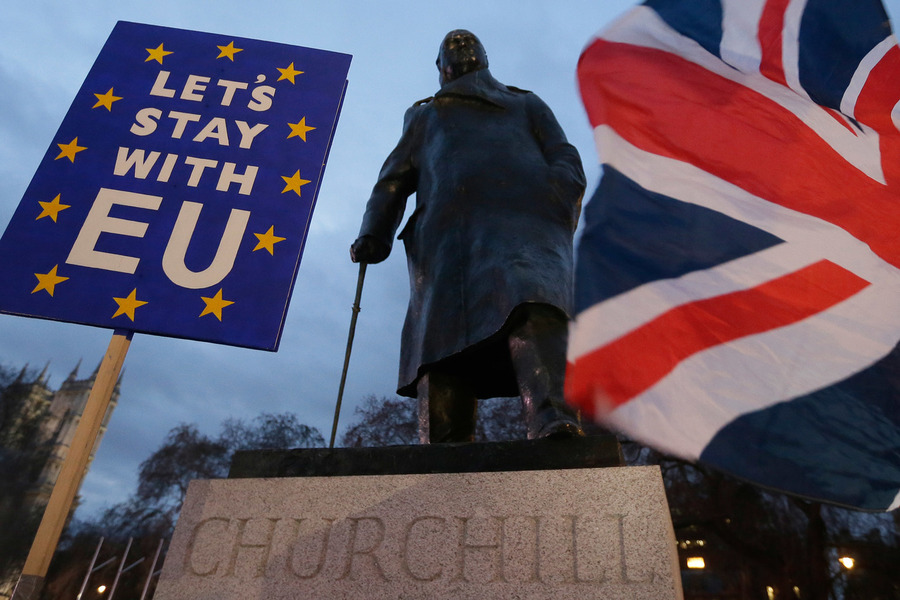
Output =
[
  {"x1": 793, "y1": 586, "x2": 801, "y2": 597},
  {"x1": 839, "y1": 556, "x2": 855, "y2": 569},
  {"x1": 686, "y1": 557, "x2": 705, "y2": 569},
  {"x1": 97, "y1": 585, "x2": 107, "y2": 594},
  {"x1": 766, "y1": 586, "x2": 775, "y2": 600}
]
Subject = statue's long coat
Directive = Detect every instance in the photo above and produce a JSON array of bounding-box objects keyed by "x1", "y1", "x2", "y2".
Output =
[{"x1": 359, "y1": 69, "x2": 585, "y2": 398}]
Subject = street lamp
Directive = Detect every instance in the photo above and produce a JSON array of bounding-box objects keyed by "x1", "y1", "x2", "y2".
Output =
[
  {"x1": 97, "y1": 585, "x2": 107, "y2": 594},
  {"x1": 686, "y1": 557, "x2": 706, "y2": 569},
  {"x1": 839, "y1": 556, "x2": 855, "y2": 569}
]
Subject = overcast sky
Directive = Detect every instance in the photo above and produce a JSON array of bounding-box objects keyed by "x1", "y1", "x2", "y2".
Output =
[{"x1": 3, "y1": 0, "x2": 900, "y2": 521}]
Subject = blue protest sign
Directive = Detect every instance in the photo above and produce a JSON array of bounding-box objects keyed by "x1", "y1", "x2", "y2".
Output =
[{"x1": 0, "y1": 22, "x2": 351, "y2": 350}]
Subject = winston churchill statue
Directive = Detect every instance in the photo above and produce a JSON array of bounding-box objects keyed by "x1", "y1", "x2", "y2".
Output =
[{"x1": 352, "y1": 30, "x2": 586, "y2": 443}]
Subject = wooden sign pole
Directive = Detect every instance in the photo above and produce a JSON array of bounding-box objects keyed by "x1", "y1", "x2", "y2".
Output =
[{"x1": 11, "y1": 329, "x2": 133, "y2": 600}]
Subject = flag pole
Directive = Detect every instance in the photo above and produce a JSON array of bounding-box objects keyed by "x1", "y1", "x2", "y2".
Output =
[
  {"x1": 11, "y1": 329, "x2": 133, "y2": 600},
  {"x1": 329, "y1": 263, "x2": 367, "y2": 448}
]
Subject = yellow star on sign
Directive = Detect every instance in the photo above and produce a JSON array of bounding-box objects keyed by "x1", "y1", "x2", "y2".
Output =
[
  {"x1": 55, "y1": 137, "x2": 87, "y2": 162},
  {"x1": 277, "y1": 62, "x2": 303, "y2": 83},
  {"x1": 287, "y1": 117, "x2": 316, "y2": 142},
  {"x1": 36, "y1": 194, "x2": 70, "y2": 222},
  {"x1": 145, "y1": 43, "x2": 173, "y2": 64},
  {"x1": 217, "y1": 41, "x2": 243, "y2": 61},
  {"x1": 200, "y1": 289, "x2": 234, "y2": 321},
  {"x1": 112, "y1": 288, "x2": 148, "y2": 321},
  {"x1": 92, "y1": 88, "x2": 122, "y2": 111},
  {"x1": 32, "y1": 265, "x2": 68, "y2": 296},
  {"x1": 281, "y1": 170, "x2": 312, "y2": 197},
  {"x1": 253, "y1": 226, "x2": 286, "y2": 255}
]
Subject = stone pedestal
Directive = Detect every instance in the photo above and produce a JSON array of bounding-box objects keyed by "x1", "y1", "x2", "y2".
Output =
[{"x1": 155, "y1": 437, "x2": 683, "y2": 600}]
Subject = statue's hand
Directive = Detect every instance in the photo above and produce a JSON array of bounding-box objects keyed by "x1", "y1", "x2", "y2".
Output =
[{"x1": 350, "y1": 235, "x2": 390, "y2": 264}]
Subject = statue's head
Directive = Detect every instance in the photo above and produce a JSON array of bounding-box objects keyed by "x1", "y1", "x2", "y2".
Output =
[{"x1": 436, "y1": 30, "x2": 488, "y2": 86}]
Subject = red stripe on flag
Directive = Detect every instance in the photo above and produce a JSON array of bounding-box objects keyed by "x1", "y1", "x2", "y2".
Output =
[
  {"x1": 852, "y1": 45, "x2": 900, "y2": 132},
  {"x1": 565, "y1": 260, "x2": 869, "y2": 419},
  {"x1": 577, "y1": 39, "x2": 900, "y2": 267},
  {"x1": 758, "y1": 0, "x2": 791, "y2": 85}
]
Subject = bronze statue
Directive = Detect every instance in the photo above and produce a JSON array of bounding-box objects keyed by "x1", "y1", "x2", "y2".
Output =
[{"x1": 351, "y1": 30, "x2": 586, "y2": 443}]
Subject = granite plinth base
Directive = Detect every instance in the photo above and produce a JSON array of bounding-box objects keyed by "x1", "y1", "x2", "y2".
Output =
[{"x1": 155, "y1": 437, "x2": 683, "y2": 600}]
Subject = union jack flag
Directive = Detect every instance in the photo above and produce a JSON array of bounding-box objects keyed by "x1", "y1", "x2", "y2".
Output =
[{"x1": 569, "y1": 0, "x2": 900, "y2": 510}]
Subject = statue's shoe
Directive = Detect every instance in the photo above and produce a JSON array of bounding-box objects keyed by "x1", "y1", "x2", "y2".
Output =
[{"x1": 536, "y1": 418, "x2": 585, "y2": 440}]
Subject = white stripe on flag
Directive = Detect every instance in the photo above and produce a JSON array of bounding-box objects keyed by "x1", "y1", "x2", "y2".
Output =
[
  {"x1": 782, "y1": 0, "x2": 811, "y2": 100},
  {"x1": 841, "y1": 35, "x2": 898, "y2": 118},
  {"x1": 721, "y1": 0, "x2": 765, "y2": 73}
]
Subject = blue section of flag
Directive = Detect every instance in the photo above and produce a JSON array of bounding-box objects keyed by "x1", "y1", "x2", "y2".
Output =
[
  {"x1": 703, "y1": 340, "x2": 900, "y2": 510},
  {"x1": 575, "y1": 167, "x2": 783, "y2": 313},
  {"x1": 799, "y1": 0, "x2": 892, "y2": 109},
  {"x1": 0, "y1": 22, "x2": 351, "y2": 350},
  {"x1": 643, "y1": 0, "x2": 724, "y2": 60}
]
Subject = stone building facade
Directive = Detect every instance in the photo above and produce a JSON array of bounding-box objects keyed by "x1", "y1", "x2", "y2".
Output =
[{"x1": 0, "y1": 361, "x2": 120, "y2": 599}]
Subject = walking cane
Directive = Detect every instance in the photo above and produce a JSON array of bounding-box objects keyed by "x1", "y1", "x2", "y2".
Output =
[{"x1": 329, "y1": 262, "x2": 367, "y2": 448}]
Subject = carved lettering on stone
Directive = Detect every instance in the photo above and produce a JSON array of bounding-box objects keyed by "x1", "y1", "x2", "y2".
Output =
[
  {"x1": 179, "y1": 512, "x2": 656, "y2": 586},
  {"x1": 287, "y1": 518, "x2": 334, "y2": 579}
]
